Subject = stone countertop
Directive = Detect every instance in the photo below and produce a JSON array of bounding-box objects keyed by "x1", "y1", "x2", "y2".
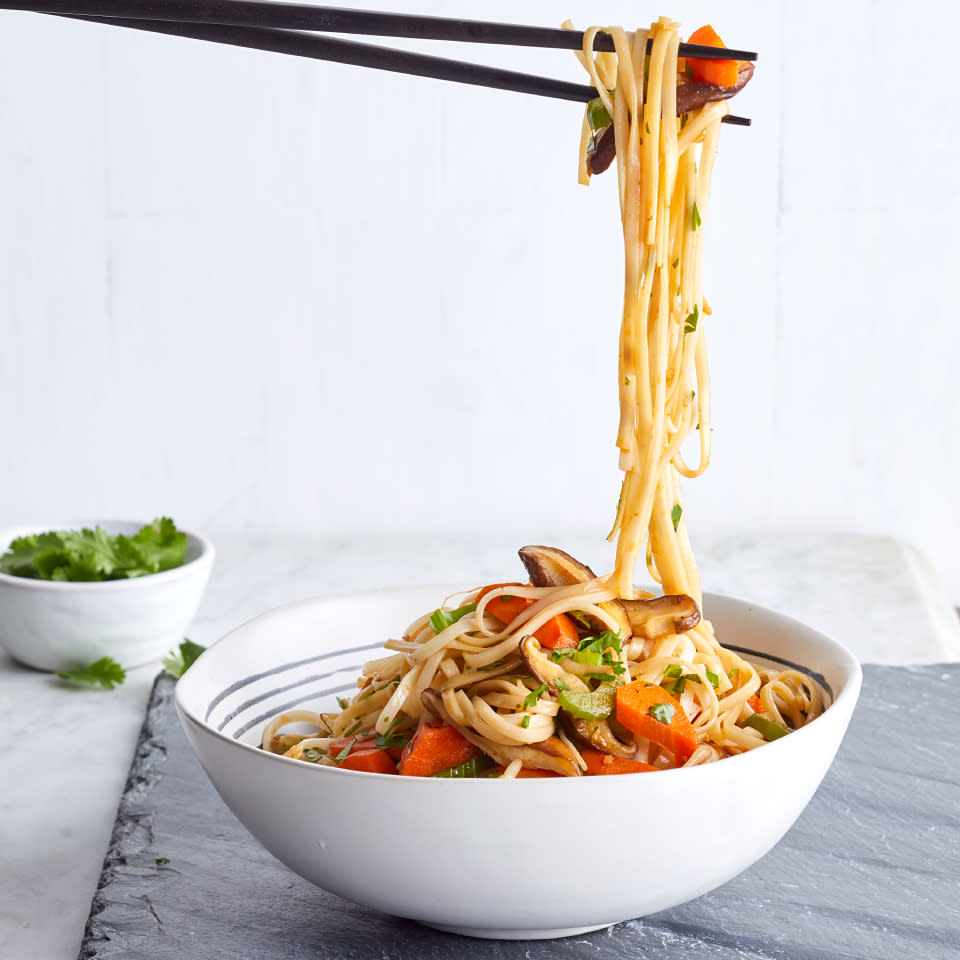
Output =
[{"x1": 2, "y1": 533, "x2": 958, "y2": 960}]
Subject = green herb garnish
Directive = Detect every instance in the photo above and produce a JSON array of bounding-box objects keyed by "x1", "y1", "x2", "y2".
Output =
[
  {"x1": 648, "y1": 702, "x2": 675, "y2": 725},
  {"x1": 155, "y1": 857, "x2": 170, "y2": 865},
  {"x1": 162, "y1": 639, "x2": 207, "y2": 679},
  {"x1": 671, "y1": 503, "x2": 683, "y2": 531},
  {"x1": 334, "y1": 741, "x2": 355, "y2": 763},
  {"x1": 554, "y1": 677, "x2": 571, "y2": 692},
  {"x1": 433, "y1": 755, "x2": 493, "y2": 778},
  {"x1": 523, "y1": 683, "x2": 548, "y2": 710},
  {"x1": 520, "y1": 715, "x2": 531, "y2": 729},
  {"x1": 303, "y1": 748, "x2": 324, "y2": 761},
  {"x1": 1, "y1": 518, "x2": 188, "y2": 582},
  {"x1": 692, "y1": 202, "x2": 702, "y2": 230},
  {"x1": 430, "y1": 601, "x2": 478, "y2": 635},
  {"x1": 684, "y1": 305, "x2": 699, "y2": 334},
  {"x1": 551, "y1": 649, "x2": 576, "y2": 662},
  {"x1": 344, "y1": 718, "x2": 363, "y2": 736},
  {"x1": 705, "y1": 669, "x2": 720, "y2": 689},
  {"x1": 743, "y1": 714, "x2": 789, "y2": 741},
  {"x1": 57, "y1": 656, "x2": 126, "y2": 690},
  {"x1": 663, "y1": 664, "x2": 684, "y2": 679}
]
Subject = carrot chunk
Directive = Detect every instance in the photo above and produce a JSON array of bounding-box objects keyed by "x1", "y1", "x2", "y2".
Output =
[
  {"x1": 398, "y1": 721, "x2": 481, "y2": 777},
  {"x1": 747, "y1": 694, "x2": 763, "y2": 714},
  {"x1": 338, "y1": 748, "x2": 397, "y2": 775},
  {"x1": 476, "y1": 583, "x2": 579, "y2": 650},
  {"x1": 686, "y1": 25, "x2": 740, "y2": 88},
  {"x1": 615, "y1": 681, "x2": 699, "y2": 765},
  {"x1": 581, "y1": 748, "x2": 659, "y2": 776}
]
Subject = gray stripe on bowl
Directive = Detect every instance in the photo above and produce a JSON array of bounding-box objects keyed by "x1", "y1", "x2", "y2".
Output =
[
  {"x1": 231, "y1": 681, "x2": 359, "y2": 739},
  {"x1": 216, "y1": 662, "x2": 368, "y2": 731},
  {"x1": 723, "y1": 643, "x2": 834, "y2": 700},
  {"x1": 204, "y1": 640, "x2": 387, "y2": 721}
]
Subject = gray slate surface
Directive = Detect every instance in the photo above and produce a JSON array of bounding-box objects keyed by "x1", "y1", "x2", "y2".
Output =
[{"x1": 79, "y1": 666, "x2": 960, "y2": 960}]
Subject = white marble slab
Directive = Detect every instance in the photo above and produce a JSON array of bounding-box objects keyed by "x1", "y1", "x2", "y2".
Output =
[{"x1": 1, "y1": 533, "x2": 957, "y2": 960}]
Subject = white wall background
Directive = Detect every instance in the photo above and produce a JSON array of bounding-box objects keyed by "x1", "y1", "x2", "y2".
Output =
[{"x1": 1, "y1": 1, "x2": 957, "y2": 598}]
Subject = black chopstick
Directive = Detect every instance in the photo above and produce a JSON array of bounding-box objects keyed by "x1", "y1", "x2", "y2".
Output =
[
  {"x1": 3, "y1": 0, "x2": 758, "y2": 62},
  {"x1": 56, "y1": 14, "x2": 750, "y2": 125}
]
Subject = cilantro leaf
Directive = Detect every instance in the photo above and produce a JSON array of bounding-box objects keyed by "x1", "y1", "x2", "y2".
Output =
[
  {"x1": 162, "y1": 639, "x2": 207, "y2": 679},
  {"x1": 684, "y1": 305, "x2": 699, "y2": 335},
  {"x1": 0, "y1": 519, "x2": 188, "y2": 581},
  {"x1": 57, "y1": 656, "x2": 126, "y2": 690},
  {"x1": 692, "y1": 202, "x2": 702, "y2": 230},
  {"x1": 671, "y1": 504, "x2": 683, "y2": 531},
  {"x1": 375, "y1": 730, "x2": 410, "y2": 750},
  {"x1": 648, "y1": 702, "x2": 675, "y2": 725}
]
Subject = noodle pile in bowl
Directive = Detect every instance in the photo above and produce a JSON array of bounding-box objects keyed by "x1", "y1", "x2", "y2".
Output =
[{"x1": 264, "y1": 17, "x2": 826, "y2": 778}]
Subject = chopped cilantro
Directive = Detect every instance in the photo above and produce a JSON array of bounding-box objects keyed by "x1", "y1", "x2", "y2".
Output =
[
  {"x1": 303, "y1": 748, "x2": 323, "y2": 761},
  {"x1": 155, "y1": 857, "x2": 170, "y2": 865},
  {"x1": 684, "y1": 305, "x2": 699, "y2": 334},
  {"x1": 57, "y1": 657, "x2": 126, "y2": 690},
  {"x1": 375, "y1": 729, "x2": 410, "y2": 750},
  {"x1": 648, "y1": 702, "x2": 675, "y2": 725},
  {"x1": 645, "y1": 120, "x2": 651, "y2": 135},
  {"x1": 520, "y1": 715, "x2": 531, "y2": 729},
  {"x1": 569, "y1": 611, "x2": 592, "y2": 629},
  {"x1": 692, "y1": 202, "x2": 702, "y2": 230},
  {"x1": 705, "y1": 669, "x2": 720, "y2": 689},
  {"x1": 523, "y1": 683, "x2": 548, "y2": 710},
  {"x1": 344, "y1": 718, "x2": 363, "y2": 736},
  {"x1": 554, "y1": 677, "x2": 571, "y2": 692},
  {"x1": 671, "y1": 503, "x2": 683, "y2": 531},
  {"x1": 552, "y1": 649, "x2": 576, "y2": 662},
  {"x1": 334, "y1": 741, "x2": 354, "y2": 763}
]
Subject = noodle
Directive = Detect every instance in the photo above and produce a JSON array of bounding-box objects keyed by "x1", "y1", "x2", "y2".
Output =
[{"x1": 264, "y1": 17, "x2": 825, "y2": 776}]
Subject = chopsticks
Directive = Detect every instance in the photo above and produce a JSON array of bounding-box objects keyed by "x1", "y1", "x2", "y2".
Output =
[{"x1": 4, "y1": 0, "x2": 755, "y2": 123}]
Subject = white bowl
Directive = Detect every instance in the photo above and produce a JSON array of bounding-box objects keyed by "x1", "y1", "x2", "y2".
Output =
[
  {"x1": 0, "y1": 520, "x2": 215, "y2": 671},
  {"x1": 176, "y1": 586, "x2": 861, "y2": 940}
]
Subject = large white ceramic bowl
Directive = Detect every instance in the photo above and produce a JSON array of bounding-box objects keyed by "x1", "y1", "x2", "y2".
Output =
[
  {"x1": 0, "y1": 520, "x2": 215, "y2": 671},
  {"x1": 176, "y1": 586, "x2": 861, "y2": 940}
]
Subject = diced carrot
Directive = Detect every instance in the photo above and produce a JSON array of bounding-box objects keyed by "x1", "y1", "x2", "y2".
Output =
[
  {"x1": 581, "y1": 748, "x2": 659, "y2": 776},
  {"x1": 686, "y1": 25, "x2": 740, "y2": 88},
  {"x1": 615, "y1": 681, "x2": 699, "y2": 765},
  {"x1": 747, "y1": 695, "x2": 763, "y2": 714},
  {"x1": 338, "y1": 748, "x2": 397, "y2": 775},
  {"x1": 475, "y1": 583, "x2": 579, "y2": 650},
  {"x1": 398, "y1": 721, "x2": 481, "y2": 777}
]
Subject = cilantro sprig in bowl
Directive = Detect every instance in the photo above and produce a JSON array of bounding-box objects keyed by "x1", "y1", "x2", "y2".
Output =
[{"x1": 0, "y1": 518, "x2": 214, "y2": 672}]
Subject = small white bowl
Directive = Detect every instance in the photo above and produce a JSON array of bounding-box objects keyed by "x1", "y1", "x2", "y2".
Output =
[
  {"x1": 176, "y1": 587, "x2": 861, "y2": 941},
  {"x1": 0, "y1": 520, "x2": 215, "y2": 671}
]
